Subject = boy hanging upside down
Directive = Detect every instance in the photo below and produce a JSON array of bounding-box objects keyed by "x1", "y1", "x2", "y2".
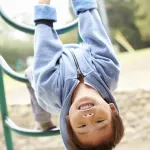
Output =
[{"x1": 26, "y1": 0, "x2": 124, "y2": 149}]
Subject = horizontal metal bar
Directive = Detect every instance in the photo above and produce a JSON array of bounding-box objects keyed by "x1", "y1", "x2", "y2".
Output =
[
  {"x1": 0, "y1": 8, "x2": 78, "y2": 35},
  {"x1": 0, "y1": 56, "x2": 28, "y2": 83},
  {"x1": 5, "y1": 117, "x2": 60, "y2": 137}
]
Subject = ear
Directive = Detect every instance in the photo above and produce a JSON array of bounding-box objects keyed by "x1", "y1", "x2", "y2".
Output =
[
  {"x1": 65, "y1": 115, "x2": 70, "y2": 121},
  {"x1": 109, "y1": 103, "x2": 118, "y2": 114}
]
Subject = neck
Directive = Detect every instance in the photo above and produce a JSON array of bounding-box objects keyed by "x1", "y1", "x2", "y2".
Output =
[{"x1": 71, "y1": 77, "x2": 101, "y2": 103}]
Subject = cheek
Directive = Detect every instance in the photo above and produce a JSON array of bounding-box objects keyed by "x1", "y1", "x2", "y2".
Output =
[
  {"x1": 69, "y1": 104, "x2": 74, "y2": 116},
  {"x1": 69, "y1": 112, "x2": 80, "y2": 129},
  {"x1": 69, "y1": 107, "x2": 76, "y2": 123},
  {"x1": 70, "y1": 117, "x2": 74, "y2": 125},
  {"x1": 69, "y1": 102, "x2": 79, "y2": 117},
  {"x1": 97, "y1": 105, "x2": 111, "y2": 117},
  {"x1": 69, "y1": 116, "x2": 77, "y2": 130}
]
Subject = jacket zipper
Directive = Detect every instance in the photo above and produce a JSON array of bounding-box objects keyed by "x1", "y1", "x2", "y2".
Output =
[{"x1": 69, "y1": 49, "x2": 84, "y2": 78}]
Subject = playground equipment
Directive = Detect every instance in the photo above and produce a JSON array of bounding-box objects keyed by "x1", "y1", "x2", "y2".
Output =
[
  {"x1": 0, "y1": 1, "x2": 111, "y2": 149},
  {"x1": 0, "y1": 3, "x2": 78, "y2": 35},
  {"x1": 0, "y1": 5, "x2": 79, "y2": 150},
  {"x1": 0, "y1": 56, "x2": 60, "y2": 150}
]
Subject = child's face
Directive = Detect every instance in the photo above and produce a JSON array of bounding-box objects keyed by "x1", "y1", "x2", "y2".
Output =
[{"x1": 68, "y1": 96, "x2": 117, "y2": 146}]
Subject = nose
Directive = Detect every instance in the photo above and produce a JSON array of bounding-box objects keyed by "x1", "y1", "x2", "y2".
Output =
[{"x1": 82, "y1": 113, "x2": 94, "y2": 118}]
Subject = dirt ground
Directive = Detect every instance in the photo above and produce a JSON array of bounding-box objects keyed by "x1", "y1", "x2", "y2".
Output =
[
  {"x1": 1, "y1": 49, "x2": 150, "y2": 150},
  {"x1": 1, "y1": 90, "x2": 150, "y2": 150}
]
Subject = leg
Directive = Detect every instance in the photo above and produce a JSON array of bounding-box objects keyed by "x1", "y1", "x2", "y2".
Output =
[{"x1": 25, "y1": 67, "x2": 55, "y2": 130}]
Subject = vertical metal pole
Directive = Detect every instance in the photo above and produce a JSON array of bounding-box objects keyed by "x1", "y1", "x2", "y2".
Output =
[
  {"x1": 77, "y1": 31, "x2": 82, "y2": 44},
  {"x1": 97, "y1": 0, "x2": 110, "y2": 35},
  {"x1": 0, "y1": 66, "x2": 14, "y2": 150}
]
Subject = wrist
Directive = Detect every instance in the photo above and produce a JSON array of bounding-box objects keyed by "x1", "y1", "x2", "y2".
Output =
[{"x1": 38, "y1": 0, "x2": 51, "y2": 5}]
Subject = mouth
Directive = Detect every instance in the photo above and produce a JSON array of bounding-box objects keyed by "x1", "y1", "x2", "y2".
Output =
[{"x1": 78, "y1": 102, "x2": 94, "y2": 110}]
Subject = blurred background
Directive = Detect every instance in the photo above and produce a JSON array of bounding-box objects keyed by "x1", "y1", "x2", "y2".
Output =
[{"x1": 0, "y1": 0, "x2": 150, "y2": 149}]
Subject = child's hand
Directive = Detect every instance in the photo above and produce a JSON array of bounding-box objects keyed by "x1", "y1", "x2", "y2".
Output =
[{"x1": 38, "y1": 0, "x2": 51, "y2": 4}]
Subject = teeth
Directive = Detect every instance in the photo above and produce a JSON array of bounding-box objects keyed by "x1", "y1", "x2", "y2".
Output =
[{"x1": 79, "y1": 104, "x2": 94, "y2": 110}]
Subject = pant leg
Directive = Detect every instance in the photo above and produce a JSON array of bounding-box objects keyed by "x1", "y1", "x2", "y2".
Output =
[{"x1": 25, "y1": 67, "x2": 51, "y2": 123}]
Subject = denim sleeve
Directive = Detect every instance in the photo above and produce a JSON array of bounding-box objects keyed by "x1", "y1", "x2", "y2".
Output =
[
  {"x1": 71, "y1": 0, "x2": 97, "y2": 15},
  {"x1": 34, "y1": 5, "x2": 57, "y2": 22},
  {"x1": 72, "y1": 0, "x2": 120, "y2": 91},
  {"x1": 33, "y1": 5, "x2": 63, "y2": 111}
]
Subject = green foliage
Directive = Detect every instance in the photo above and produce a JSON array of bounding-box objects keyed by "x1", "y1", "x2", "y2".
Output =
[
  {"x1": 106, "y1": 0, "x2": 145, "y2": 50},
  {"x1": 0, "y1": 29, "x2": 78, "y2": 71},
  {"x1": 0, "y1": 37, "x2": 34, "y2": 70},
  {"x1": 0, "y1": 19, "x2": 32, "y2": 70},
  {"x1": 134, "y1": 0, "x2": 150, "y2": 43}
]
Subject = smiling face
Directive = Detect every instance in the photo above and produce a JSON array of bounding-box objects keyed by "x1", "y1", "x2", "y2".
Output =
[
  {"x1": 68, "y1": 87, "x2": 117, "y2": 146},
  {"x1": 67, "y1": 77, "x2": 118, "y2": 146}
]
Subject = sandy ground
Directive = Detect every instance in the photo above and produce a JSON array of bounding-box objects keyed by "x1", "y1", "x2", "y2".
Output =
[
  {"x1": 116, "y1": 140, "x2": 150, "y2": 150},
  {"x1": 1, "y1": 49, "x2": 150, "y2": 150},
  {"x1": 1, "y1": 90, "x2": 150, "y2": 150},
  {"x1": 117, "y1": 50, "x2": 150, "y2": 91}
]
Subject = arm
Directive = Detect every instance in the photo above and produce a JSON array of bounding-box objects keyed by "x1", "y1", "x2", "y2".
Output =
[
  {"x1": 72, "y1": 0, "x2": 120, "y2": 91},
  {"x1": 38, "y1": 0, "x2": 50, "y2": 4},
  {"x1": 33, "y1": 0, "x2": 63, "y2": 110}
]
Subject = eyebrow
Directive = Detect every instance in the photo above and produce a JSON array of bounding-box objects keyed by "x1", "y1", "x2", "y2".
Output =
[{"x1": 77, "y1": 124, "x2": 108, "y2": 135}]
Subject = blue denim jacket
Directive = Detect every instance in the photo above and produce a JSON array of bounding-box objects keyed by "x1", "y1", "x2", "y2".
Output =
[{"x1": 33, "y1": 0, "x2": 120, "y2": 149}]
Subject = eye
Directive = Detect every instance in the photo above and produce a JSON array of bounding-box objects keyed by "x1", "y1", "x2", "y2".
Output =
[
  {"x1": 96, "y1": 120, "x2": 104, "y2": 123},
  {"x1": 78, "y1": 124, "x2": 86, "y2": 128}
]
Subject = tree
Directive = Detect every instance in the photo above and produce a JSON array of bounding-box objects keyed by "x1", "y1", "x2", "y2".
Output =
[
  {"x1": 135, "y1": 0, "x2": 150, "y2": 44},
  {"x1": 106, "y1": 0, "x2": 144, "y2": 49}
]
